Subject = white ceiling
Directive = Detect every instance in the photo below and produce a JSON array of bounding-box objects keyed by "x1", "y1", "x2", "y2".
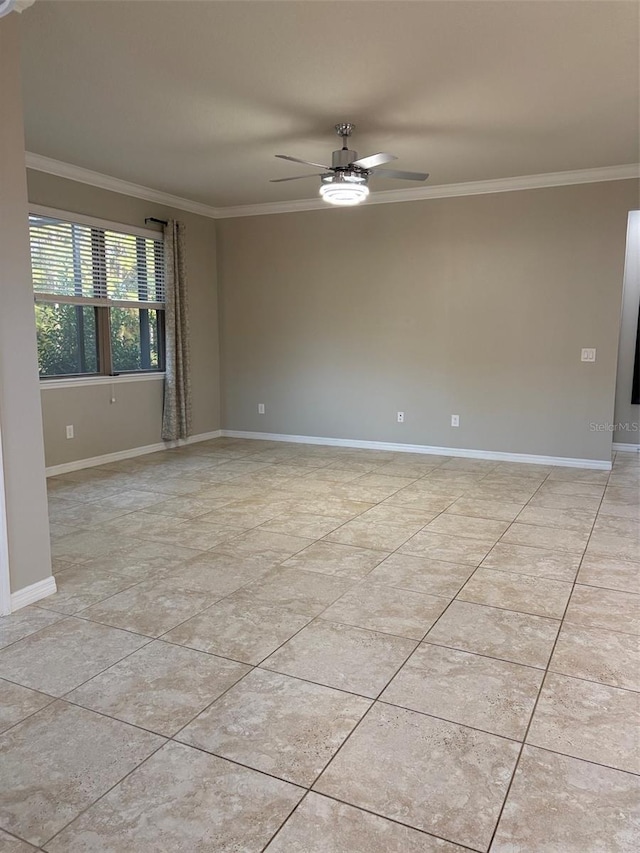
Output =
[{"x1": 20, "y1": 0, "x2": 640, "y2": 208}]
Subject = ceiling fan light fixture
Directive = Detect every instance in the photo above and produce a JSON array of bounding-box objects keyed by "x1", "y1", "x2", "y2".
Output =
[
  {"x1": 319, "y1": 175, "x2": 369, "y2": 206},
  {"x1": 319, "y1": 182, "x2": 369, "y2": 206}
]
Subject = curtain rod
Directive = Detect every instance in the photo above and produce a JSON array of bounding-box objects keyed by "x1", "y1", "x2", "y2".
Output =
[{"x1": 145, "y1": 217, "x2": 168, "y2": 226}]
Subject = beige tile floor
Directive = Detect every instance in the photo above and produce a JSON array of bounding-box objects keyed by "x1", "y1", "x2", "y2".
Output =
[{"x1": 0, "y1": 438, "x2": 639, "y2": 851}]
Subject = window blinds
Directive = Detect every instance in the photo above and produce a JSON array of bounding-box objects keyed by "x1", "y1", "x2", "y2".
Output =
[{"x1": 30, "y1": 215, "x2": 165, "y2": 308}]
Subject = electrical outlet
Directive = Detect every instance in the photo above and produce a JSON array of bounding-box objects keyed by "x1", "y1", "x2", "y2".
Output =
[
  {"x1": 581, "y1": 348, "x2": 596, "y2": 362},
  {"x1": 397, "y1": 411, "x2": 405, "y2": 423},
  {"x1": 258, "y1": 403, "x2": 265, "y2": 415},
  {"x1": 451, "y1": 415, "x2": 460, "y2": 427},
  {"x1": 65, "y1": 425, "x2": 74, "y2": 439}
]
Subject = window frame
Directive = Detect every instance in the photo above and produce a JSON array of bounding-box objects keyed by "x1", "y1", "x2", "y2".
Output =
[{"x1": 30, "y1": 205, "x2": 167, "y2": 382}]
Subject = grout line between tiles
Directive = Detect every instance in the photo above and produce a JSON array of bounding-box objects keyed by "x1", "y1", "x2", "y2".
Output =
[
  {"x1": 38, "y1": 735, "x2": 170, "y2": 850},
  {"x1": 0, "y1": 683, "x2": 59, "y2": 739},
  {"x1": 257, "y1": 789, "x2": 314, "y2": 853},
  {"x1": 512, "y1": 741, "x2": 640, "y2": 778},
  {"x1": 298, "y1": 789, "x2": 487, "y2": 853}
]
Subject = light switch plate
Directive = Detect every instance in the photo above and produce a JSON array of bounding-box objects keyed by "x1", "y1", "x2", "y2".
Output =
[{"x1": 581, "y1": 348, "x2": 596, "y2": 362}]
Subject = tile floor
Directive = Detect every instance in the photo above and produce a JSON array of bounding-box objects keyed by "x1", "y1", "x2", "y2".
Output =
[{"x1": 0, "y1": 438, "x2": 638, "y2": 851}]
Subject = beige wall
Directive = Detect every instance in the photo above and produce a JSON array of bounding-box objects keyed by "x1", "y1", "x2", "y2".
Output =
[
  {"x1": 219, "y1": 180, "x2": 638, "y2": 462},
  {"x1": 26, "y1": 171, "x2": 220, "y2": 468},
  {"x1": 25, "y1": 170, "x2": 637, "y2": 469},
  {"x1": 0, "y1": 15, "x2": 52, "y2": 595},
  {"x1": 614, "y1": 209, "x2": 640, "y2": 446},
  {"x1": 41, "y1": 379, "x2": 165, "y2": 466}
]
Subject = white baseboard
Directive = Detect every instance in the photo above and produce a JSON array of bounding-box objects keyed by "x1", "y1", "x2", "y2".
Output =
[
  {"x1": 46, "y1": 430, "x2": 222, "y2": 477},
  {"x1": 613, "y1": 442, "x2": 640, "y2": 453},
  {"x1": 11, "y1": 576, "x2": 57, "y2": 613},
  {"x1": 44, "y1": 426, "x2": 613, "y2": 476},
  {"x1": 222, "y1": 430, "x2": 612, "y2": 470}
]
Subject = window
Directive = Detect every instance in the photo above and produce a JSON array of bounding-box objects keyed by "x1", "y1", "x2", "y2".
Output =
[{"x1": 30, "y1": 212, "x2": 165, "y2": 378}]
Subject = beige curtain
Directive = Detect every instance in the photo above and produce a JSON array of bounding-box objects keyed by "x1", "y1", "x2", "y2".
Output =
[{"x1": 161, "y1": 220, "x2": 192, "y2": 441}]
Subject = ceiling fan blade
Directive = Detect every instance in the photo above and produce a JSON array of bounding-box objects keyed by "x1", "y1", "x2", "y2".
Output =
[
  {"x1": 372, "y1": 168, "x2": 430, "y2": 182},
  {"x1": 351, "y1": 152, "x2": 397, "y2": 170},
  {"x1": 275, "y1": 154, "x2": 333, "y2": 170},
  {"x1": 270, "y1": 173, "x2": 327, "y2": 182}
]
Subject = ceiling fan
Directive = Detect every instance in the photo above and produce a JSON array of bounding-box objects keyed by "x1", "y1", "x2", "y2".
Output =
[{"x1": 271, "y1": 123, "x2": 429, "y2": 206}]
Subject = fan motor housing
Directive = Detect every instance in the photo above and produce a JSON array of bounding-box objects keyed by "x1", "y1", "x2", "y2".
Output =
[{"x1": 332, "y1": 148, "x2": 359, "y2": 168}]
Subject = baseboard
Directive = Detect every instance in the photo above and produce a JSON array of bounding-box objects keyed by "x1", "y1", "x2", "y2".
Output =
[
  {"x1": 44, "y1": 426, "x2": 613, "y2": 475},
  {"x1": 613, "y1": 442, "x2": 640, "y2": 453},
  {"x1": 222, "y1": 430, "x2": 612, "y2": 470},
  {"x1": 45, "y1": 430, "x2": 222, "y2": 477},
  {"x1": 11, "y1": 576, "x2": 58, "y2": 613}
]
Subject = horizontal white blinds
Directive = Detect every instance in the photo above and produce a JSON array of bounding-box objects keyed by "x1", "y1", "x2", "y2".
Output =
[{"x1": 30, "y1": 215, "x2": 165, "y2": 308}]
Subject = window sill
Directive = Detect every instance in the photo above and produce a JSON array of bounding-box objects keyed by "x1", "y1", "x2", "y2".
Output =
[{"x1": 40, "y1": 373, "x2": 165, "y2": 390}]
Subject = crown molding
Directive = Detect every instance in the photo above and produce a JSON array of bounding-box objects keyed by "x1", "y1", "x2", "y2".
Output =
[
  {"x1": 25, "y1": 153, "x2": 221, "y2": 219},
  {"x1": 26, "y1": 152, "x2": 639, "y2": 221}
]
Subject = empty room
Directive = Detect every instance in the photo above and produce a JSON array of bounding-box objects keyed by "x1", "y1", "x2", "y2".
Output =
[{"x1": 0, "y1": 1, "x2": 639, "y2": 851}]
